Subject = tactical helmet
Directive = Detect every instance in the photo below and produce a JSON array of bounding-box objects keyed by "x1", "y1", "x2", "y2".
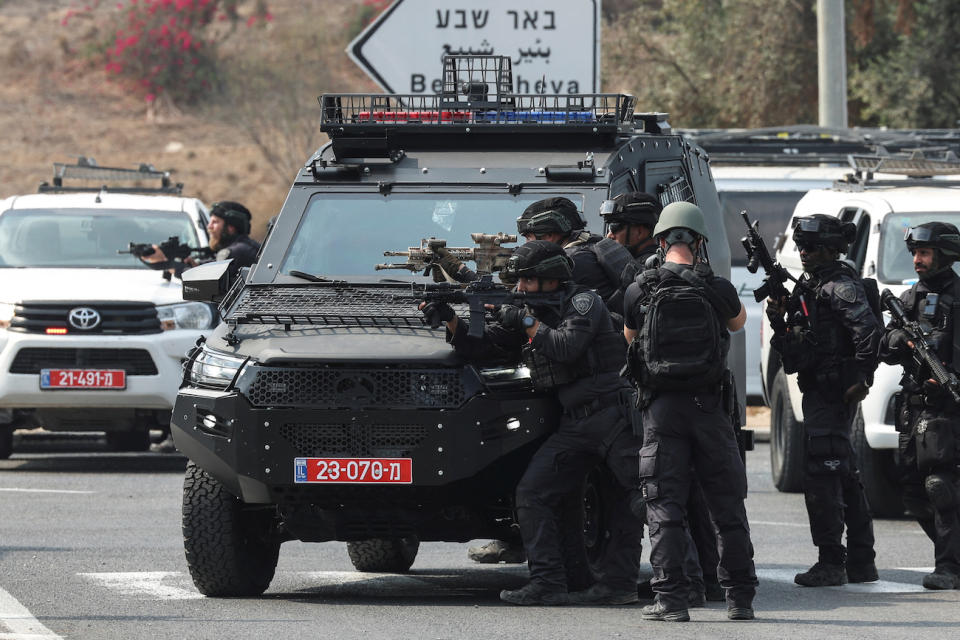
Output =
[
  {"x1": 791, "y1": 214, "x2": 855, "y2": 253},
  {"x1": 210, "y1": 201, "x2": 252, "y2": 235},
  {"x1": 653, "y1": 201, "x2": 709, "y2": 244},
  {"x1": 904, "y1": 221, "x2": 960, "y2": 258},
  {"x1": 516, "y1": 197, "x2": 585, "y2": 236},
  {"x1": 501, "y1": 239, "x2": 574, "y2": 281},
  {"x1": 600, "y1": 192, "x2": 662, "y2": 228}
]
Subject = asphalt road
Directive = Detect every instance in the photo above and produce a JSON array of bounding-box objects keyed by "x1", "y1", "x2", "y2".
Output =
[{"x1": 1, "y1": 434, "x2": 957, "y2": 640}]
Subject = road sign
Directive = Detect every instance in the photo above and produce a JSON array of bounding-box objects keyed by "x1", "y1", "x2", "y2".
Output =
[{"x1": 347, "y1": 0, "x2": 601, "y2": 95}]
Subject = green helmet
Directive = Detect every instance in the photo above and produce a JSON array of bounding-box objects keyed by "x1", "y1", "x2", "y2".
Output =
[{"x1": 653, "y1": 201, "x2": 709, "y2": 243}]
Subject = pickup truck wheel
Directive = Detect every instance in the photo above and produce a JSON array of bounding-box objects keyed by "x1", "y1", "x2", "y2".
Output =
[
  {"x1": 0, "y1": 425, "x2": 12, "y2": 459},
  {"x1": 770, "y1": 370, "x2": 804, "y2": 493},
  {"x1": 347, "y1": 537, "x2": 419, "y2": 573},
  {"x1": 851, "y1": 408, "x2": 904, "y2": 518},
  {"x1": 105, "y1": 428, "x2": 150, "y2": 452},
  {"x1": 182, "y1": 461, "x2": 281, "y2": 596}
]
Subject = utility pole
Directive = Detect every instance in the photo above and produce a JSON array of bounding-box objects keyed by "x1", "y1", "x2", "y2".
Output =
[{"x1": 817, "y1": 0, "x2": 848, "y2": 128}]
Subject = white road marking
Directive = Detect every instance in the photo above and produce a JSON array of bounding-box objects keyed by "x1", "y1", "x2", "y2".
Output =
[
  {"x1": 78, "y1": 572, "x2": 203, "y2": 600},
  {"x1": 749, "y1": 520, "x2": 810, "y2": 528},
  {"x1": 896, "y1": 567, "x2": 935, "y2": 573},
  {"x1": 757, "y1": 568, "x2": 927, "y2": 593},
  {"x1": 0, "y1": 585, "x2": 63, "y2": 639},
  {"x1": 0, "y1": 488, "x2": 93, "y2": 495}
]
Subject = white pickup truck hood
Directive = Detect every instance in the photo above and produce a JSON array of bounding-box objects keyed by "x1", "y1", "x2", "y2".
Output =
[{"x1": 0, "y1": 268, "x2": 186, "y2": 305}]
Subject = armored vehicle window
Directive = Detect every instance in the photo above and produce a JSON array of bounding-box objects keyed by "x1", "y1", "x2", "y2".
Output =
[
  {"x1": 879, "y1": 211, "x2": 960, "y2": 283},
  {"x1": 279, "y1": 193, "x2": 585, "y2": 279},
  {"x1": 718, "y1": 191, "x2": 805, "y2": 267},
  {"x1": 0, "y1": 208, "x2": 199, "y2": 269}
]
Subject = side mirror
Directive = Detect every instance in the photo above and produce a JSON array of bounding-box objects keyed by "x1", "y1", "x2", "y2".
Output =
[{"x1": 181, "y1": 259, "x2": 233, "y2": 303}]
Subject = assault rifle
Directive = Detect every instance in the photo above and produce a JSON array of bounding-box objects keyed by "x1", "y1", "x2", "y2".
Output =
[
  {"x1": 421, "y1": 274, "x2": 564, "y2": 337},
  {"x1": 377, "y1": 233, "x2": 517, "y2": 281},
  {"x1": 119, "y1": 236, "x2": 213, "y2": 281},
  {"x1": 740, "y1": 210, "x2": 801, "y2": 303},
  {"x1": 881, "y1": 288, "x2": 960, "y2": 405}
]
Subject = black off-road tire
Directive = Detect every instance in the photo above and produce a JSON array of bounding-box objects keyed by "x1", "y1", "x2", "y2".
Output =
[
  {"x1": 347, "y1": 537, "x2": 419, "y2": 573},
  {"x1": 770, "y1": 370, "x2": 805, "y2": 493},
  {"x1": 851, "y1": 408, "x2": 904, "y2": 518},
  {"x1": 182, "y1": 461, "x2": 281, "y2": 596},
  {"x1": 105, "y1": 428, "x2": 151, "y2": 452},
  {"x1": 0, "y1": 425, "x2": 12, "y2": 460}
]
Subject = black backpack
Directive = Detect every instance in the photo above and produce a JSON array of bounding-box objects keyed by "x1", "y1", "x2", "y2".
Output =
[{"x1": 634, "y1": 263, "x2": 730, "y2": 391}]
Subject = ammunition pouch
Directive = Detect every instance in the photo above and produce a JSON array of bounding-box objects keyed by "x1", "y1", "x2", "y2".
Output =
[
  {"x1": 521, "y1": 344, "x2": 579, "y2": 391},
  {"x1": 914, "y1": 412, "x2": 959, "y2": 473}
]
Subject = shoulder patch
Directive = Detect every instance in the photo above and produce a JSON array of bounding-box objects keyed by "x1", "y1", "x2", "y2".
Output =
[
  {"x1": 571, "y1": 292, "x2": 595, "y2": 315},
  {"x1": 834, "y1": 280, "x2": 858, "y2": 304},
  {"x1": 216, "y1": 248, "x2": 233, "y2": 261}
]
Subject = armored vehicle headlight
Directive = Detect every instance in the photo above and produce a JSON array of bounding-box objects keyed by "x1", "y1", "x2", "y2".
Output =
[
  {"x1": 0, "y1": 302, "x2": 13, "y2": 329},
  {"x1": 478, "y1": 365, "x2": 531, "y2": 383},
  {"x1": 157, "y1": 302, "x2": 214, "y2": 331},
  {"x1": 189, "y1": 347, "x2": 247, "y2": 389}
]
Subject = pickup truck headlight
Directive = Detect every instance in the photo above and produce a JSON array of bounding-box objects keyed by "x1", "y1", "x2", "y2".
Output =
[
  {"x1": 0, "y1": 302, "x2": 13, "y2": 329},
  {"x1": 157, "y1": 302, "x2": 214, "y2": 331},
  {"x1": 188, "y1": 347, "x2": 247, "y2": 389}
]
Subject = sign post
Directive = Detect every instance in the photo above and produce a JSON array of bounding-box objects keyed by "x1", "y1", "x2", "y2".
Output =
[{"x1": 348, "y1": 0, "x2": 602, "y2": 95}]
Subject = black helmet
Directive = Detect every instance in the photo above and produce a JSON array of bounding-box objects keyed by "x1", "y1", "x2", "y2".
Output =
[
  {"x1": 500, "y1": 240, "x2": 574, "y2": 281},
  {"x1": 791, "y1": 214, "x2": 855, "y2": 253},
  {"x1": 210, "y1": 201, "x2": 252, "y2": 235},
  {"x1": 600, "y1": 192, "x2": 662, "y2": 228},
  {"x1": 516, "y1": 197, "x2": 585, "y2": 236},
  {"x1": 904, "y1": 222, "x2": 960, "y2": 258}
]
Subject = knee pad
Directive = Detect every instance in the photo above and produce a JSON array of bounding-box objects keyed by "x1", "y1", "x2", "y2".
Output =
[{"x1": 924, "y1": 474, "x2": 957, "y2": 512}]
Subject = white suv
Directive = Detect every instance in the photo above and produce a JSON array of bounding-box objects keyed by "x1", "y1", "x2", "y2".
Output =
[
  {"x1": 0, "y1": 162, "x2": 215, "y2": 457},
  {"x1": 760, "y1": 158, "x2": 960, "y2": 516}
]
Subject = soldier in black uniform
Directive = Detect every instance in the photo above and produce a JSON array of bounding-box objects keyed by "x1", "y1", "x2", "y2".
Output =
[
  {"x1": 767, "y1": 214, "x2": 879, "y2": 587},
  {"x1": 602, "y1": 191, "x2": 723, "y2": 605},
  {"x1": 422, "y1": 241, "x2": 644, "y2": 606},
  {"x1": 623, "y1": 202, "x2": 757, "y2": 622},
  {"x1": 879, "y1": 222, "x2": 960, "y2": 590},
  {"x1": 148, "y1": 201, "x2": 261, "y2": 454}
]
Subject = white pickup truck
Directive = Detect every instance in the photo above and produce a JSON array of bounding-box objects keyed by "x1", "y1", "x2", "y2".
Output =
[
  {"x1": 760, "y1": 162, "x2": 960, "y2": 516},
  {"x1": 0, "y1": 162, "x2": 215, "y2": 457}
]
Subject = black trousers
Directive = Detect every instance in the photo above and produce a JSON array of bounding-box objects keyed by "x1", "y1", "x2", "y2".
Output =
[
  {"x1": 800, "y1": 390, "x2": 876, "y2": 566},
  {"x1": 640, "y1": 390, "x2": 757, "y2": 610},
  {"x1": 515, "y1": 405, "x2": 644, "y2": 592},
  {"x1": 899, "y1": 405, "x2": 960, "y2": 575}
]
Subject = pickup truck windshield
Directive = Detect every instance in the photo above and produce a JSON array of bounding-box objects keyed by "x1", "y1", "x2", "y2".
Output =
[
  {"x1": 280, "y1": 192, "x2": 585, "y2": 279},
  {"x1": 0, "y1": 208, "x2": 200, "y2": 269},
  {"x1": 879, "y1": 212, "x2": 960, "y2": 283}
]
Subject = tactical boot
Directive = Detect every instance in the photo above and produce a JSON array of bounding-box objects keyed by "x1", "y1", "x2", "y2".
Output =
[
  {"x1": 568, "y1": 582, "x2": 638, "y2": 605},
  {"x1": 467, "y1": 539, "x2": 525, "y2": 564},
  {"x1": 641, "y1": 599, "x2": 690, "y2": 622},
  {"x1": 846, "y1": 562, "x2": 879, "y2": 583},
  {"x1": 794, "y1": 562, "x2": 847, "y2": 587},
  {"x1": 922, "y1": 571, "x2": 960, "y2": 590},
  {"x1": 500, "y1": 582, "x2": 569, "y2": 606},
  {"x1": 727, "y1": 606, "x2": 756, "y2": 620}
]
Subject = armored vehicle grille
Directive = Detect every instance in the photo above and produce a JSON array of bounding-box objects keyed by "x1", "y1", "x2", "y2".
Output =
[
  {"x1": 10, "y1": 348, "x2": 158, "y2": 375},
  {"x1": 246, "y1": 367, "x2": 466, "y2": 409},
  {"x1": 225, "y1": 284, "x2": 466, "y2": 328},
  {"x1": 279, "y1": 423, "x2": 428, "y2": 457},
  {"x1": 10, "y1": 302, "x2": 160, "y2": 334}
]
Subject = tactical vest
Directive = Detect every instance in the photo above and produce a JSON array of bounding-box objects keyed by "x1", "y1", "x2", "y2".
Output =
[
  {"x1": 629, "y1": 263, "x2": 731, "y2": 391},
  {"x1": 522, "y1": 285, "x2": 626, "y2": 391},
  {"x1": 565, "y1": 232, "x2": 632, "y2": 296},
  {"x1": 901, "y1": 273, "x2": 960, "y2": 378}
]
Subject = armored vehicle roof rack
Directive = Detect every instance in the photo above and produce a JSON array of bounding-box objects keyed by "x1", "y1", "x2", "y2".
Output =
[
  {"x1": 38, "y1": 156, "x2": 183, "y2": 195},
  {"x1": 317, "y1": 55, "x2": 651, "y2": 159},
  {"x1": 833, "y1": 151, "x2": 960, "y2": 190}
]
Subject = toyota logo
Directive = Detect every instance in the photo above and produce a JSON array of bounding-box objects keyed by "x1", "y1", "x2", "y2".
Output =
[{"x1": 68, "y1": 307, "x2": 101, "y2": 330}]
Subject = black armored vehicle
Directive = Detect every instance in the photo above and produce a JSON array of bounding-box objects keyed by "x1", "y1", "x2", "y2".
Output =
[{"x1": 172, "y1": 56, "x2": 745, "y2": 596}]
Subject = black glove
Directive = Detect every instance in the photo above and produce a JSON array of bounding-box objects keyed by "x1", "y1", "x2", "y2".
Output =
[
  {"x1": 421, "y1": 301, "x2": 455, "y2": 328},
  {"x1": 497, "y1": 304, "x2": 532, "y2": 331},
  {"x1": 886, "y1": 328, "x2": 911, "y2": 352},
  {"x1": 432, "y1": 247, "x2": 464, "y2": 281},
  {"x1": 842, "y1": 381, "x2": 869, "y2": 405}
]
